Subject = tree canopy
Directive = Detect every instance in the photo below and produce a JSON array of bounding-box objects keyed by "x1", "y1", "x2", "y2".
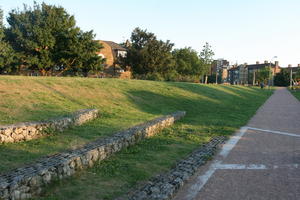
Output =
[
  {"x1": 257, "y1": 67, "x2": 272, "y2": 84},
  {"x1": 199, "y1": 42, "x2": 214, "y2": 83},
  {"x1": 0, "y1": 8, "x2": 15, "y2": 73},
  {"x1": 172, "y1": 47, "x2": 203, "y2": 76},
  {"x1": 124, "y1": 27, "x2": 175, "y2": 77},
  {"x1": 4, "y1": 2, "x2": 103, "y2": 76},
  {"x1": 1, "y1": 2, "x2": 217, "y2": 82}
]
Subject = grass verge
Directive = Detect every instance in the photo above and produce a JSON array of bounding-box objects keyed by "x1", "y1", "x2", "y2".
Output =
[
  {"x1": 0, "y1": 76, "x2": 272, "y2": 199},
  {"x1": 290, "y1": 87, "x2": 300, "y2": 101}
]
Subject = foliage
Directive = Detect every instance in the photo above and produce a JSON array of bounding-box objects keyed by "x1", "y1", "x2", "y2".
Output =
[
  {"x1": 145, "y1": 72, "x2": 165, "y2": 81},
  {"x1": 123, "y1": 29, "x2": 215, "y2": 82},
  {"x1": 207, "y1": 73, "x2": 222, "y2": 84},
  {"x1": 294, "y1": 67, "x2": 300, "y2": 80},
  {"x1": 124, "y1": 27, "x2": 175, "y2": 77},
  {"x1": 0, "y1": 8, "x2": 15, "y2": 73},
  {"x1": 4, "y1": 2, "x2": 103, "y2": 76},
  {"x1": 172, "y1": 47, "x2": 203, "y2": 77},
  {"x1": 199, "y1": 42, "x2": 214, "y2": 83},
  {"x1": 256, "y1": 66, "x2": 272, "y2": 83},
  {"x1": 274, "y1": 68, "x2": 290, "y2": 86}
]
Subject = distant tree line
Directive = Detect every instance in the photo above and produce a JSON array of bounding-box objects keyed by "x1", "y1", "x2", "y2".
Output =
[
  {"x1": 0, "y1": 2, "x2": 215, "y2": 82},
  {"x1": 274, "y1": 67, "x2": 300, "y2": 86},
  {"x1": 121, "y1": 28, "x2": 214, "y2": 82},
  {"x1": 0, "y1": 2, "x2": 103, "y2": 76}
]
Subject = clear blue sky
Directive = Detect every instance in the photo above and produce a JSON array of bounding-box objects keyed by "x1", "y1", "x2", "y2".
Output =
[{"x1": 1, "y1": 0, "x2": 300, "y2": 67}]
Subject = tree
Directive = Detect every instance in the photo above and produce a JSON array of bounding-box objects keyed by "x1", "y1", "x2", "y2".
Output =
[
  {"x1": 55, "y1": 30, "x2": 104, "y2": 76},
  {"x1": 257, "y1": 67, "x2": 272, "y2": 84},
  {"x1": 5, "y1": 2, "x2": 103, "y2": 76},
  {"x1": 0, "y1": 8, "x2": 15, "y2": 73},
  {"x1": 124, "y1": 27, "x2": 174, "y2": 79},
  {"x1": 199, "y1": 42, "x2": 214, "y2": 84},
  {"x1": 274, "y1": 68, "x2": 290, "y2": 86},
  {"x1": 172, "y1": 47, "x2": 203, "y2": 81}
]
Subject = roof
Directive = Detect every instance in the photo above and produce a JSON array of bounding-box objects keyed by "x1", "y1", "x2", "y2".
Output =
[
  {"x1": 99, "y1": 40, "x2": 127, "y2": 51},
  {"x1": 228, "y1": 66, "x2": 239, "y2": 71},
  {"x1": 228, "y1": 63, "x2": 280, "y2": 71},
  {"x1": 247, "y1": 63, "x2": 277, "y2": 70}
]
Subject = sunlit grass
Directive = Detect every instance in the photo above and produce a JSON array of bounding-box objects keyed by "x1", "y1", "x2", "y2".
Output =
[
  {"x1": 290, "y1": 87, "x2": 300, "y2": 101},
  {"x1": 0, "y1": 76, "x2": 273, "y2": 199}
]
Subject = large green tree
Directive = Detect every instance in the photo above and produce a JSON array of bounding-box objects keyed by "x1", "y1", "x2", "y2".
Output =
[
  {"x1": 124, "y1": 27, "x2": 174, "y2": 78},
  {"x1": 199, "y1": 42, "x2": 214, "y2": 84},
  {"x1": 5, "y1": 2, "x2": 103, "y2": 76},
  {"x1": 257, "y1": 66, "x2": 272, "y2": 84},
  {"x1": 172, "y1": 47, "x2": 203, "y2": 81},
  {"x1": 0, "y1": 8, "x2": 15, "y2": 73},
  {"x1": 274, "y1": 68, "x2": 290, "y2": 86}
]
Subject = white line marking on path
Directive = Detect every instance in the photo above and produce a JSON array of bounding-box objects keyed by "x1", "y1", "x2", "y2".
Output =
[
  {"x1": 216, "y1": 164, "x2": 267, "y2": 170},
  {"x1": 219, "y1": 126, "x2": 248, "y2": 158},
  {"x1": 216, "y1": 163, "x2": 300, "y2": 170},
  {"x1": 182, "y1": 126, "x2": 299, "y2": 200},
  {"x1": 185, "y1": 160, "x2": 221, "y2": 200},
  {"x1": 246, "y1": 127, "x2": 300, "y2": 138},
  {"x1": 185, "y1": 127, "x2": 248, "y2": 200}
]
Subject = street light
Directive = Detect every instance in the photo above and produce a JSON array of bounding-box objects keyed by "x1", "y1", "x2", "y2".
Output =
[{"x1": 268, "y1": 56, "x2": 277, "y2": 88}]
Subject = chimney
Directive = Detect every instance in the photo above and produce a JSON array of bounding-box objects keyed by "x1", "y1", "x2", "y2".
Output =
[
  {"x1": 256, "y1": 61, "x2": 259, "y2": 64},
  {"x1": 288, "y1": 64, "x2": 292, "y2": 68},
  {"x1": 244, "y1": 62, "x2": 247, "y2": 66},
  {"x1": 298, "y1": 64, "x2": 300, "y2": 67},
  {"x1": 264, "y1": 60, "x2": 268, "y2": 64},
  {"x1": 275, "y1": 61, "x2": 279, "y2": 66}
]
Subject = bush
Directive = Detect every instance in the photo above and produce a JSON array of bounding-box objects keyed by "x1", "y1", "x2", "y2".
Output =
[
  {"x1": 164, "y1": 70, "x2": 180, "y2": 82},
  {"x1": 145, "y1": 72, "x2": 165, "y2": 81},
  {"x1": 274, "y1": 69, "x2": 290, "y2": 86}
]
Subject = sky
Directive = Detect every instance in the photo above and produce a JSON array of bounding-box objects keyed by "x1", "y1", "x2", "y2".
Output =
[{"x1": 1, "y1": 0, "x2": 300, "y2": 67}]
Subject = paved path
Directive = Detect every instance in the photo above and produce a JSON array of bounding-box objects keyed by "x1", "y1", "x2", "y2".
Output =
[{"x1": 173, "y1": 88, "x2": 300, "y2": 200}]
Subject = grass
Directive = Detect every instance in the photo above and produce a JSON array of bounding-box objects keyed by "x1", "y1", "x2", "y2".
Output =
[
  {"x1": 290, "y1": 86, "x2": 300, "y2": 101},
  {"x1": 0, "y1": 76, "x2": 273, "y2": 199}
]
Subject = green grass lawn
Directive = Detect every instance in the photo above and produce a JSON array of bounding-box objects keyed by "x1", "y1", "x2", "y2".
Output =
[
  {"x1": 0, "y1": 76, "x2": 273, "y2": 200},
  {"x1": 290, "y1": 88, "x2": 300, "y2": 101}
]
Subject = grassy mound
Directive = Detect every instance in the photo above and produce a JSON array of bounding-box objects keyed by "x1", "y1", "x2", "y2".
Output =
[{"x1": 0, "y1": 76, "x2": 272, "y2": 199}]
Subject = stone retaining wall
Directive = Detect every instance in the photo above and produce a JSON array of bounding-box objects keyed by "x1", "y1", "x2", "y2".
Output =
[
  {"x1": 0, "y1": 109, "x2": 99, "y2": 144},
  {"x1": 0, "y1": 111, "x2": 185, "y2": 200},
  {"x1": 123, "y1": 136, "x2": 226, "y2": 200}
]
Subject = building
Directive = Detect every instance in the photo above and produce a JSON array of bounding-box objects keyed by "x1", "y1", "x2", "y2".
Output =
[
  {"x1": 287, "y1": 64, "x2": 300, "y2": 85},
  {"x1": 211, "y1": 59, "x2": 230, "y2": 83},
  {"x1": 97, "y1": 40, "x2": 128, "y2": 77},
  {"x1": 228, "y1": 61, "x2": 281, "y2": 85},
  {"x1": 227, "y1": 64, "x2": 247, "y2": 85},
  {"x1": 247, "y1": 61, "x2": 280, "y2": 85}
]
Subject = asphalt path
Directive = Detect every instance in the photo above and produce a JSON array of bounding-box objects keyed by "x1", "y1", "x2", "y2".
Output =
[{"x1": 173, "y1": 87, "x2": 300, "y2": 200}]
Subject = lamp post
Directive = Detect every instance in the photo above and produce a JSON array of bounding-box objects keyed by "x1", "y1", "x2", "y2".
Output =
[
  {"x1": 290, "y1": 66, "x2": 293, "y2": 89},
  {"x1": 268, "y1": 56, "x2": 277, "y2": 88}
]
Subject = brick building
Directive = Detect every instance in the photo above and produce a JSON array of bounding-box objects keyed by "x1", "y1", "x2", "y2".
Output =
[
  {"x1": 97, "y1": 40, "x2": 128, "y2": 77},
  {"x1": 228, "y1": 61, "x2": 281, "y2": 85},
  {"x1": 247, "y1": 61, "x2": 280, "y2": 85}
]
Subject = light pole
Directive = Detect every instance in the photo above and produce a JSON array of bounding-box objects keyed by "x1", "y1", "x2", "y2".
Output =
[
  {"x1": 215, "y1": 66, "x2": 218, "y2": 84},
  {"x1": 290, "y1": 66, "x2": 293, "y2": 89},
  {"x1": 268, "y1": 56, "x2": 277, "y2": 88}
]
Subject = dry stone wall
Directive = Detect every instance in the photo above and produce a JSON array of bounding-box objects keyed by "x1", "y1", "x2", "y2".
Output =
[
  {"x1": 123, "y1": 136, "x2": 226, "y2": 200},
  {"x1": 0, "y1": 111, "x2": 185, "y2": 200},
  {"x1": 0, "y1": 109, "x2": 99, "y2": 144}
]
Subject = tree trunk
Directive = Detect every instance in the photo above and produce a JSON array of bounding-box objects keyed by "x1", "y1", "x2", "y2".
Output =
[
  {"x1": 205, "y1": 75, "x2": 208, "y2": 84},
  {"x1": 40, "y1": 69, "x2": 46, "y2": 76}
]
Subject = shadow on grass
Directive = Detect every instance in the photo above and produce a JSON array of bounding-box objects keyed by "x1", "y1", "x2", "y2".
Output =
[
  {"x1": 0, "y1": 82, "x2": 272, "y2": 176},
  {"x1": 0, "y1": 117, "x2": 128, "y2": 173}
]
